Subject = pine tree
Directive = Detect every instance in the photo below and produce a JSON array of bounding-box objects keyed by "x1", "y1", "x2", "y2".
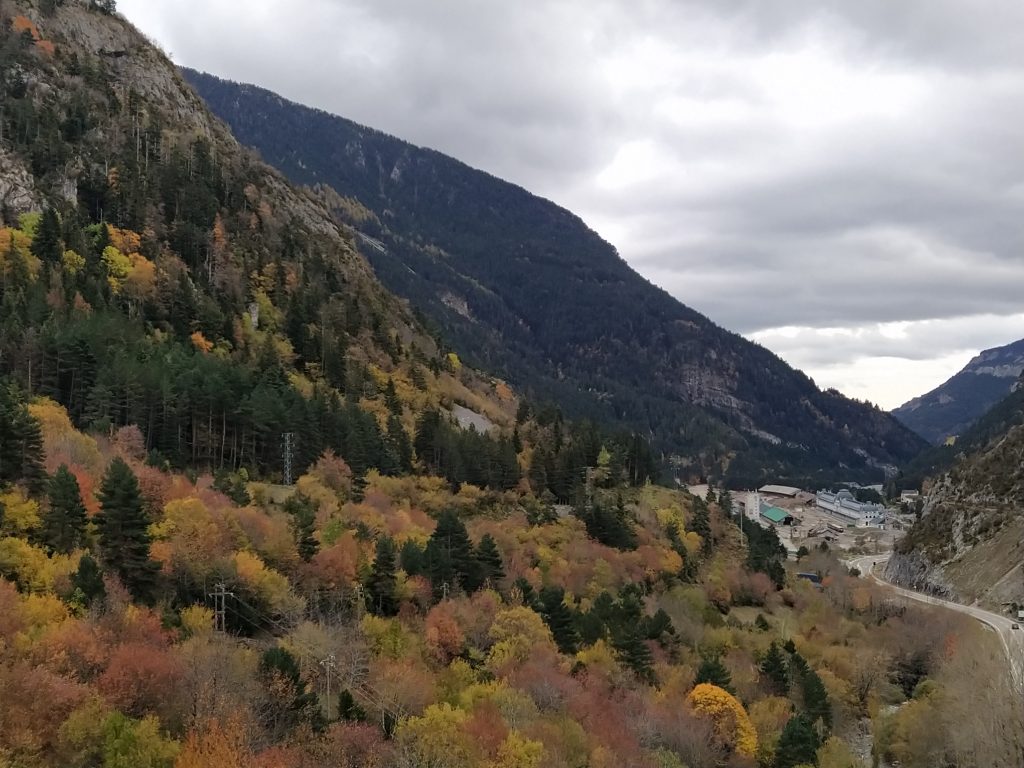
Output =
[
  {"x1": 613, "y1": 627, "x2": 656, "y2": 684},
  {"x1": 512, "y1": 577, "x2": 540, "y2": 611},
  {"x1": 383, "y1": 378, "x2": 401, "y2": 415},
  {"x1": 718, "y1": 488, "x2": 733, "y2": 516},
  {"x1": 366, "y1": 536, "x2": 398, "y2": 616},
  {"x1": 386, "y1": 415, "x2": 413, "y2": 472},
  {"x1": 283, "y1": 492, "x2": 319, "y2": 561},
  {"x1": 31, "y1": 207, "x2": 63, "y2": 263},
  {"x1": 43, "y1": 464, "x2": 88, "y2": 554},
  {"x1": 399, "y1": 539, "x2": 425, "y2": 577},
  {"x1": 774, "y1": 714, "x2": 820, "y2": 768},
  {"x1": 695, "y1": 655, "x2": 734, "y2": 694},
  {"x1": 760, "y1": 641, "x2": 790, "y2": 695},
  {"x1": 96, "y1": 457, "x2": 159, "y2": 602},
  {"x1": 338, "y1": 689, "x2": 366, "y2": 722},
  {"x1": 539, "y1": 586, "x2": 579, "y2": 654},
  {"x1": 428, "y1": 511, "x2": 482, "y2": 593},
  {"x1": 801, "y1": 666, "x2": 833, "y2": 731},
  {"x1": 690, "y1": 500, "x2": 713, "y2": 556},
  {"x1": 475, "y1": 533, "x2": 505, "y2": 588},
  {"x1": 424, "y1": 537, "x2": 455, "y2": 601},
  {"x1": 643, "y1": 608, "x2": 676, "y2": 642},
  {"x1": 71, "y1": 553, "x2": 106, "y2": 607},
  {"x1": 0, "y1": 381, "x2": 46, "y2": 493}
]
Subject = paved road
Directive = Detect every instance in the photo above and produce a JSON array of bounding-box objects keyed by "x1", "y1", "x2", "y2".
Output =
[{"x1": 847, "y1": 554, "x2": 1024, "y2": 685}]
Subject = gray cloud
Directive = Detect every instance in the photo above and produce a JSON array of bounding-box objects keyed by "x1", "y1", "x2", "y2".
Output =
[{"x1": 119, "y1": 0, "x2": 1024, "y2": 408}]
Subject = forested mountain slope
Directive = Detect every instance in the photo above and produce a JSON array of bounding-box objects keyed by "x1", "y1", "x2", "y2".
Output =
[
  {"x1": 0, "y1": 0, "x2": 538, "y2": 489},
  {"x1": 888, "y1": 375, "x2": 1024, "y2": 608},
  {"x1": 184, "y1": 70, "x2": 926, "y2": 487},
  {"x1": 893, "y1": 337, "x2": 1024, "y2": 444}
]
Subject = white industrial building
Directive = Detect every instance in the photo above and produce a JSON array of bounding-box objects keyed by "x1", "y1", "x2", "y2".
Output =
[{"x1": 815, "y1": 489, "x2": 886, "y2": 527}]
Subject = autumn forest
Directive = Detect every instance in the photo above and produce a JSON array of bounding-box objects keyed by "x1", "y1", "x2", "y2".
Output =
[{"x1": 0, "y1": 3, "x2": 1021, "y2": 768}]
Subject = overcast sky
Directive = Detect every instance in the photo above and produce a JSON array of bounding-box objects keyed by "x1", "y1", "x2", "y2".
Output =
[{"x1": 120, "y1": 0, "x2": 1024, "y2": 409}]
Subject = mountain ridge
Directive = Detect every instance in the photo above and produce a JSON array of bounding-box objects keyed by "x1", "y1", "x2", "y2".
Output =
[
  {"x1": 893, "y1": 337, "x2": 1024, "y2": 444},
  {"x1": 183, "y1": 68, "x2": 926, "y2": 487}
]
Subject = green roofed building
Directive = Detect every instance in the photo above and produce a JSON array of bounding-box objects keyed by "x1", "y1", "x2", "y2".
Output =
[{"x1": 760, "y1": 506, "x2": 793, "y2": 525}]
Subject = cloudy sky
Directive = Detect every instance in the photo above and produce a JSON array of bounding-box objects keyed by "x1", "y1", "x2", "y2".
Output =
[{"x1": 120, "y1": 0, "x2": 1024, "y2": 409}]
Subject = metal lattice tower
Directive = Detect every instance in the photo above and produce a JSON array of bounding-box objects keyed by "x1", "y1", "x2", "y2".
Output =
[{"x1": 283, "y1": 432, "x2": 295, "y2": 485}]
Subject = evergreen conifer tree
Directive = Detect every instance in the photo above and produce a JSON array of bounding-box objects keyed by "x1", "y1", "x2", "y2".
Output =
[
  {"x1": 366, "y1": 536, "x2": 398, "y2": 616},
  {"x1": 399, "y1": 539, "x2": 425, "y2": 577},
  {"x1": 512, "y1": 577, "x2": 540, "y2": 611},
  {"x1": 428, "y1": 511, "x2": 482, "y2": 593},
  {"x1": 424, "y1": 537, "x2": 456, "y2": 601},
  {"x1": 690, "y1": 500, "x2": 713, "y2": 556},
  {"x1": 283, "y1": 492, "x2": 319, "y2": 561},
  {"x1": 0, "y1": 381, "x2": 46, "y2": 493},
  {"x1": 774, "y1": 714, "x2": 820, "y2": 768},
  {"x1": 31, "y1": 207, "x2": 63, "y2": 263},
  {"x1": 43, "y1": 464, "x2": 88, "y2": 554},
  {"x1": 386, "y1": 415, "x2": 413, "y2": 472},
  {"x1": 338, "y1": 689, "x2": 366, "y2": 722},
  {"x1": 643, "y1": 608, "x2": 676, "y2": 643},
  {"x1": 613, "y1": 626, "x2": 656, "y2": 684},
  {"x1": 96, "y1": 457, "x2": 159, "y2": 601},
  {"x1": 695, "y1": 655, "x2": 734, "y2": 694},
  {"x1": 475, "y1": 533, "x2": 505, "y2": 587},
  {"x1": 760, "y1": 641, "x2": 790, "y2": 695},
  {"x1": 71, "y1": 553, "x2": 105, "y2": 607},
  {"x1": 383, "y1": 378, "x2": 401, "y2": 415},
  {"x1": 801, "y1": 667, "x2": 833, "y2": 731},
  {"x1": 539, "y1": 586, "x2": 580, "y2": 654}
]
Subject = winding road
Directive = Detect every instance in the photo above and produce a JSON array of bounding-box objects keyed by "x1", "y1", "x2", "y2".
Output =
[{"x1": 847, "y1": 553, "x2": 1024, "y2": 685}]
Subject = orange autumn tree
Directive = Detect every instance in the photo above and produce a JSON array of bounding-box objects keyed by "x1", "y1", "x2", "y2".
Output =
[
  {"x1": 175, "y1": 718, "x2": 253, "y2": 768},
  {"x1": 686, "y1": 683, "x2": 758, "y2": 758}
]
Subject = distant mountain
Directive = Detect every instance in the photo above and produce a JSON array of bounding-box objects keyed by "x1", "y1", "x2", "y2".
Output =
[
  {"x1": 184, "y1": 69, "x2": 926, "y2": 487},
  {"x1": 893, "y1": 338, "x2": 1024, "y2": 444}
]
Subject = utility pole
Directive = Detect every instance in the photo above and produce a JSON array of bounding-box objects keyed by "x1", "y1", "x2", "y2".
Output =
[
  {"x1": 283, "y1": 432, "x2": 295, "y2": 485},
  {"x1": 584, "y1": 467, "x2": 595, "y2": 513},
  {"x1": 320, "y1": 654, "x2": 337, "y2": 721},
  {"x1": 209, "y1": 582, "x2": 234, "y2": 633}
]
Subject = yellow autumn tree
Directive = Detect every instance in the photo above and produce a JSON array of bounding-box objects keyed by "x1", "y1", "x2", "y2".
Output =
[
  {"x1": 397, "y1": 703, "x2": 475, "y2": 768},
  {"x1": 62, "y1": 249, "x2": 86, "y2": 276},
  {"x1": 0, "y1": 227, "x2": 41, "y2": 282},
  {"x1": 102, "y1": 246, "x2": 132, "y2": 294},
  {"x1": 488, "y1": 732, "x2": 545, "y2": 768},
  {"x1": 686, "y1": 683, "x2": 758, "y2": 758},
  {"x1": 486, "y1": 606, "x2": 555, "y2": 673},
  {"x1": 0, "y1": 488, "x2": 40, "y2": 534}
]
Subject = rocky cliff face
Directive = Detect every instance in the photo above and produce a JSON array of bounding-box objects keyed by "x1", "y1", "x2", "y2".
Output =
[
  {"x1": 891, "y1": 411, "x2": 1024, "y2": 607},
  {"x1": 884, "y1": 549, "x2": 957, "y2": 599},
  {"x1": 0, "y1": 149, "x2": 41, "y2": 221}
]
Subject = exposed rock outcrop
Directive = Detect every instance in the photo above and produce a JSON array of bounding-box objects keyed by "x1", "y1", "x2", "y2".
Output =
[
  {"x1": 884, "y1": 549, "x2": 956, "y2": 600},
  {"x1": 0, "y1": 149, "x2": 41, "y2": 221}
]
